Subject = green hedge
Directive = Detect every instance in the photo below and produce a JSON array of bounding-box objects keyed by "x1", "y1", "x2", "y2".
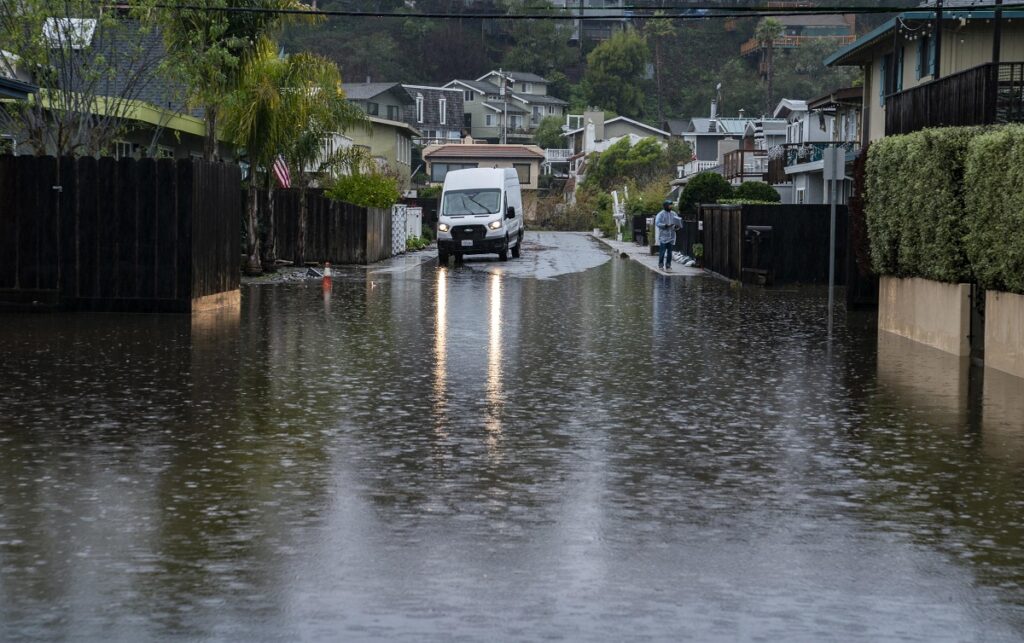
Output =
[
  {"x1": 963, "y1": 125, "x2": 1024, "y2": 293},
  {"x1": 865, "y1": 127, "x2": 979, "y2": 284}
]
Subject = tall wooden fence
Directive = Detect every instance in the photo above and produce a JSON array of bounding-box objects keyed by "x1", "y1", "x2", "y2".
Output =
[
  {"x1": 0, "y1": 155, "x2": 240, "y2": 312},
  {"x1": 698, "y1": 204, "x2": 848, "y2": 285},
  {"x1": 252, "y1": 188, "x2": 392, "y2": 265}
]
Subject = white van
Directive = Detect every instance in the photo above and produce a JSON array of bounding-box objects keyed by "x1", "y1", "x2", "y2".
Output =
[{"x1": 436, "y1": 168, "x2": 525, "y2": 263}]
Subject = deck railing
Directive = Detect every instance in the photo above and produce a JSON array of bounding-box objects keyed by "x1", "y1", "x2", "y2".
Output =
[
  {"x1": 722, "y1": 149, "x2": 768, "y2": 181},
  {"x1": 884, "y1": 62, "x2": 1024, "y2": 136},
  {"x1": 740, "y1": 33, "x2": 856, "y2": 57}
]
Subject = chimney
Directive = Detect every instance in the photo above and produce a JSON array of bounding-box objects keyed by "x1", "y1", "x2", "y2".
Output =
[
  {"x1": 709, "y1": 99, "x2": 718, "y2": 132},
  {"x1": 584, "y1": 109, "x2": 605, "y2": 141},
  {"x1": 738, "y1": 108, "x2": 745, "y2": 119},
  {"x1": 366, "y1": 75, "x2": 371, "y2": 84}
]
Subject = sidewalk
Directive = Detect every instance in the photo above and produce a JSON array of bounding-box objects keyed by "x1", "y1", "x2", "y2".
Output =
[{"x1": 593, "y1": 234, "x2": 704, "y2": 277}]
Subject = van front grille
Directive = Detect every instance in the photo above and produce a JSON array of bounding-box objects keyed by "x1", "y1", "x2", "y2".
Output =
[{"x1": 451, "y1": 225, "x2": 487, "y2": 241}]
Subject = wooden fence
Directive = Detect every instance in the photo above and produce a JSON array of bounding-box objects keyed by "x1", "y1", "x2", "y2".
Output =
[
  {"x1": 0, "y1": 155, "x2": 240, "y2": 312},
  {"x1": 698, "y1": 204, "x2": 848, "y2": 285},
  {"x1": 253, "y1": 188, "x2": 393, "y2": 265}
]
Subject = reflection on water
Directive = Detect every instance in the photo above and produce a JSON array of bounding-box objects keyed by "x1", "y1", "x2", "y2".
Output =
[{"x1": 2, "y1": 247, "x2": 1024, "y2": 640}]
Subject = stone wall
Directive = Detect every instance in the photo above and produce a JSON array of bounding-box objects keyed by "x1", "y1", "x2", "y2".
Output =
[{"x1": 878, "y1": 276, "x2": 971, "y2": 356}]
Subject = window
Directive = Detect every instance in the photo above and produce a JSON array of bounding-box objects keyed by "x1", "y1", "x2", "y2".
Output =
[
  {"x1": 513, "y1": 162, "x2": 531, "y2": 184},
  {"x1": 387, "y1": 105, "x2": 400, "y2": 121},
  {"x1": 523, "y1": 82, "x2": 533, "y2": 93},
  {"x1": 879, "y1": 54, "x2": 890, "y2": 106},
  {"x1": 113, "y1": 140, "x2": 136, "y2": 159},
  {"x1": 430, "y1": 162, "x2": 477, "y2": 183},
  {"x1": 894, "y1": 46, "x2": 904, "y2": 93},
  {"x1": 396, "y1": 134, "x2": 410, "y2": 165},
  {"x1": 416, "y1": 94, "x2": 424, "y2": 123},
  {"x1": 439, "y1": 98, "x2": 447, "y2": 125},
  {"x1": 156, "y1": 145, "x2": 175, "y2": 159},
  {"x1": 547, "y1": 105, "x2": 555, "y2": 115},
  {"x1": 447, "y1": 130, "x2": 462, "y2": 140},
  {"x1": 464, "y1": 90, "x2": 475, "y2": 102},
  {"x1": 916, "y1": 36, "x2": 936, "y2": 79},
  {"x1": 367, "y1": 101, "x2": 380, "y2": 116},
  {"x1": 485, "y1": 114, "x2": 494, "y2": 127},
  {"x1": 441, "y1": 188, "x2": 500, "y2": 215}
]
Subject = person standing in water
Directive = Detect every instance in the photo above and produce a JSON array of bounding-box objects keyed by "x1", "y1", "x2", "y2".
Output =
[{"x1": 654, "y1": 200, "x2": 680, "y2": 271}]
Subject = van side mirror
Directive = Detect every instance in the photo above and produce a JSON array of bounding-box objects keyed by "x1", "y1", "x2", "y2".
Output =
[{"x1": 506, "y1": 206, "x2": 516, "y2": 219}]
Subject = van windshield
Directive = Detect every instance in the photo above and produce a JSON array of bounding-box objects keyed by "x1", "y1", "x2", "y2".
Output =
[{"x1": 442, "y1": 189, "x2": 501, "y2": 215}]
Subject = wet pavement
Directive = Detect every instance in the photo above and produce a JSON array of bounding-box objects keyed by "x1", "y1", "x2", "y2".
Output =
[{"x1": 2, "y1": 232, "x2": 1024, "y2": 641}]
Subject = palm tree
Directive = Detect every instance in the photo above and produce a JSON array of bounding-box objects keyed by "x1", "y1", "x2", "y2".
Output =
[
  {"x1": 755, "y1": 18, "x2": 784, "y2": 115},
  {"x1": 222, "y1": 40, "x2": 355, "y2": 273}
]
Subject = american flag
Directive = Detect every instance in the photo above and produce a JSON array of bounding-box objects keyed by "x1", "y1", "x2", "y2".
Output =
[{"x1": 272, "y1": 155, "x2": 291, "y2": 189}]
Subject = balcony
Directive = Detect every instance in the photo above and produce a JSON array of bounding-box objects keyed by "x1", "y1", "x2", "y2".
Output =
[
  {"x1": 722, "y1": 149, "x2": 768, "y2": 182},
  {"x1": 885, "y1": 62, "x2": 1024, "y2": 136},
  {"x1": 766, "y1": 142, "x2": 861, "y2": 184},
  {"x1": 544, "y1": 148, "x2": 573, "y2": 162},
  {"x1": 740, "y1": 34, "x2": 856, "y2": 57},
  {"x1": 676, "y1": 159, "x2": 718, "y2": 179}
]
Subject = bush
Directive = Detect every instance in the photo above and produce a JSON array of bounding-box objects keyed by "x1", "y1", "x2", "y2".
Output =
[
  {"x1": 325, "y1": 172, "x2": 401, "y2": 209},
  {"x1": 679, "y1": 172, "x2": 733, "y2": 214},
  {"x1": 417, "y1": 185, "x2": 441, "y2": 200},
  {"x1": 406, "y1": 235, "x2": 430, "y2": 251},
  {"x1": 732, "y1": 181, "x2": 780, "y2": 202},
  {"x1": 716, "y1": 198, "x2": 780, "y2": 206},
  {"x1": 865, "y1": 127, "x2": 979, "y2": 283},
  {"x1": 963, "y1": 124, "x2": 1024, "y2": 293}
]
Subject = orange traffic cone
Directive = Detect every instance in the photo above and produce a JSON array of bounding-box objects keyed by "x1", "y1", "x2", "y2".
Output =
[{"x1": 322, "y1": 261, "x2": 332, "y2": 291}]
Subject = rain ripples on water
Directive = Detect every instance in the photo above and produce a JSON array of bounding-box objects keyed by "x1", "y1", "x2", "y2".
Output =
[{"x1": 1, "y1": 234, "x2": 1023, "y2": 640}]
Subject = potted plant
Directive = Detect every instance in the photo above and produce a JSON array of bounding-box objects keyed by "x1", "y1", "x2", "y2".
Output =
[{"x1": 692, "y1": 243, "x2": 704, "y2": 268}]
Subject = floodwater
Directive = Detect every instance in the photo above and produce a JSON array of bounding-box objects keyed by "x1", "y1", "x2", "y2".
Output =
[{"x1": 2, "y1": 232, "x2": 1024, "y2": 641}]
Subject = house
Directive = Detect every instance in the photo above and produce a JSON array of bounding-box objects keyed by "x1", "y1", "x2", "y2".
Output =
[
  {"x1": 345, "y1": 116, "x2": 420, "y2": 189},
  {"x1": 444, "y1": 71, "x2": 568, "y2": 143},
  {"x1": 341, "y1": 82, "x2": 414, "y2": 123},
  {"x1": 741, "y1": 14, "x2": 856, "y2": 60},
  {"x1": 401, "y1": 84, "x2": 464, "y2": 146},
  {"x1": 549, "y1": 0, "x2": 630, "y2": 45},
  {"x1": 564, "y1": 111, "x2": 671, "y2": 156},
  {"x1": 765, "y1": 92, "x2": 861, "y2": 204},
  {"x1": 825, "y1": 6, "x2": 1024, "y2": 141},
  {"x1": 421, "y1": 143, "x2": 545, "y2": 219}
]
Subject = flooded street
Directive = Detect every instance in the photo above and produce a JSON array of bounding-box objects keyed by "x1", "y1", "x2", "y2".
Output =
[{"x1": 2, "y1": 232, "x2": 1024, "y2": 641}]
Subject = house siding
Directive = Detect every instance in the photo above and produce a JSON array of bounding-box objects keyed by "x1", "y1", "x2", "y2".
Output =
[{"x1": 402, "y1": 86, "x2": 465, "y2": 140}]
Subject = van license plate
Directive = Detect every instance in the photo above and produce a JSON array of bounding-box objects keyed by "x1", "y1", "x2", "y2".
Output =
[{"x1": 460, "y1": 240, "x2": 473, "y2": 247}]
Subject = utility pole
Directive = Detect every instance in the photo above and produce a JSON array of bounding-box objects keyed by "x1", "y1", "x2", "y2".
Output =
[
  {"x1": 933, "y1": 0, "x2": 943, "y2": 80},
  {"x1": 499, "y1": 68, "x2": 508, "y2": 145},
  {"x1": 827, "y1": 144, "x2": 839, "y2": 340}
]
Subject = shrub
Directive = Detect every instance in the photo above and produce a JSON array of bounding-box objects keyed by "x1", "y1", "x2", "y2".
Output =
[
  {"x1": 679, "y1": 172, "x2": 733, "y2": 214},
  {"x1": 406, "y1": 235, "x2": 430, "y2": 251},
  {"x1": 963, "y1": 124, "x2": 1024, "y2": 293},
  {"x1": 732, "y1": 181, "x2": 780, "y2": 202},
  {"x1": 417, "y1": 185, "x2": 441, "y2": 200},
  {"x1": 325, "y1": 171, "x2": 401, "y2": 209},
  {"x1": 716, "y1": 198, "x2": 780, "y2": 206},
  {"x1": 864, "y1": 127, "x2": 979, "y2": 283}
]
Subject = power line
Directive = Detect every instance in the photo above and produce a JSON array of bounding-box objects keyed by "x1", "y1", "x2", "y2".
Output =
[{"x1": 104, "y1": 1, "x2": 1023, "y2": 20}]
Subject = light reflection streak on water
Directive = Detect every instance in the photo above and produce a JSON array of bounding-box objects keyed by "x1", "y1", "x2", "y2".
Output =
[
  {"x1": 486, "y1": 272, "x2": 503, "y2": 456},
  {"x1": 432, "y1": 268, "x2": 448, "y2": 438}
]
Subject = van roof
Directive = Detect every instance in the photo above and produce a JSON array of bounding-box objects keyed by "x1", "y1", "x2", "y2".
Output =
[{"x1": 442, "y1": 167, "x2": 515, "y2": 190}]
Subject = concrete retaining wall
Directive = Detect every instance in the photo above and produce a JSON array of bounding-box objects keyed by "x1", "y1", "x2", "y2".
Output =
[
  {"x1": 879, "y1": 276, "x2": 971, "y2": 356},
  {"x1": 985, "y1": 290, "x2": 1024, "y2": 379}
]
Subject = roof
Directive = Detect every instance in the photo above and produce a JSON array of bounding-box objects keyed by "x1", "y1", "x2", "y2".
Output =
[
  {"x1": 807, "y1": 86, "x2": 863, "y2": 110},
  {"x1": 663, "y1": 118, "x2": 689, "y2": 135},
  {"x1": 563, "y1": 115, "x2": 670, "y2": 138},
  {"x1": 826, "y1": 9, "x2": 1024, "y2": 66},
  {"x1": 368, "y1": 115, "x2": 421, "y2": 137},
  {"x1": 0, "y1": 76, "x2": 38, "y2": 100},
  {"x1": 511, "y1": 93, "x2": 568, "y2": 106},
  {"x1": 423, "y1": 144, "x2": 545, "y2": 160},
  {"x1": 402, "y1": 83, "x2": 463, "y2": 94},
  {"x1": 773, "y1": 99, "x2": 808, "y2": 119},
  {"x1": 477, "y1": 70, "x2": 548, "y2": 84},
  {"x1": 483, "y1": 100, "x2": 528, "y2": 114},
  {"x1": 341, "y1": 82, "x2": 414, "y2": 104},
  {"x1": 445, "y1": 79, "x2": 498, "y2": 94}
]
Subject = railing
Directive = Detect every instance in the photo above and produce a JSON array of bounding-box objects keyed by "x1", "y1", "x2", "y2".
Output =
[
  {"x1": 722, "y1": 149, "x2": 768, "y2": 181},
  {"x1": 545, "y1": 148, "x2": 573, "y2": 162},
  {"x1": 676, "y1": 159, "x2": 718, "y2": 179},
  {"x1": 740, "y1": 33, "x2": 856, "y2": 57},
  {"x1": 885, "y1": 62, "x2": 1024, "y2": 136},
  {"x1": 766, "y1": 142, "x2": 860, "y2": 183}
]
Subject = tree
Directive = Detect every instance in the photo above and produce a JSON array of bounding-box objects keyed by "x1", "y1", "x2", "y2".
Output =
[
  {"x1": 0, "y1": 1, "x2": 163, "y2": 156},
  {"x1": 755, "y1": 18, "x2": 784, "y2": 116},
  {"x1": 583, "y1": 137, "x2": 670, "y2": 190},
  {"x1": 222, "y1": 40, "x2": 352, "y2": 273},
  {"x1": 643, "y1": 13, "x2": 675, "y2": 125},
  {"x1": 580, "y1": 28, "x2": 648, "y2": 119},
  {"x1": 533, "y1": 116, "x2": 566, "y2": 150},
  {"x1": 733, "y1": 181, "x2": 781, "y2": 202},
  {"x1": 157, "y1": 0, "x2": 312, "y2": 161},
  {"x1": 679, "y1": 172, "x2": 733, "y2": 214}
]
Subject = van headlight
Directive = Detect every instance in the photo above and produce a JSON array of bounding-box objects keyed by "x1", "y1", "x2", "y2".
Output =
[
  {"x1": 488, "y1": 220, "x2": 503, "y2": 230},
  {"x1": 438, "y1": 223, "x2": 449, "y2": 233}
]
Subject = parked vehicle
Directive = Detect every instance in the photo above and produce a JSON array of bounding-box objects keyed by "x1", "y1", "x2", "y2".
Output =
[{"x1": 436, "y1": 168, "x2": 525, "y2": 263}]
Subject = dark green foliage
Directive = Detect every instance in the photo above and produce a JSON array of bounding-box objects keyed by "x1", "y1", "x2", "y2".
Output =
[
  {"x1": 963, "y1": 125, "x2": 1024, "y2": 293},
  {"x1": 583, "y1": 137, "x2": 670, "y2": 190},
  {"x1": 325, "y1": 172, "x2": 400, "y2": 209},
  {"x1": 580, "y1": 28, "x2": 648, "y2": 118},
  {"x1": 732, "y1": 181, "x2": 780, "y2": 203},
  {"x1": 534, "y1": 116, "x2": 566, "y2": 150},
  {"x1": 864, "y1": 127, "x2": 979, "y2": 283},
  {"x1": 679, "y1": 172, "x2": 733, "y2": 214},
  {"x1": 417, "y1": 185, "x2": 441, "y2": 199}
]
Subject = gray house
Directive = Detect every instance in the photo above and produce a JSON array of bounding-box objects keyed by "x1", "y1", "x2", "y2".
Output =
[
  {"x1": 341, "y1": 82, "x2": 414, "y2": 122},
  {"x1": 445, "y1": 71, "x2": 568, "y2": 143},
  {"x1": 401, "y1": 84, "x2": 465, "y2": 145}
]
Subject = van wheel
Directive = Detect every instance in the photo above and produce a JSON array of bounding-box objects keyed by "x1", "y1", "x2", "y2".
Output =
[
  {"x1": 498, "y1": 237, "x2": 509, "y2": 261},
  {"x1": 454, "y1": 253, "x2": 464, "y2": 263},
  {"x1": 438, "y1": 249, "x2": 449, "y2": 265},
  {"x1": 511, "y1": 233, "x2": 522, "y2": 259}
]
